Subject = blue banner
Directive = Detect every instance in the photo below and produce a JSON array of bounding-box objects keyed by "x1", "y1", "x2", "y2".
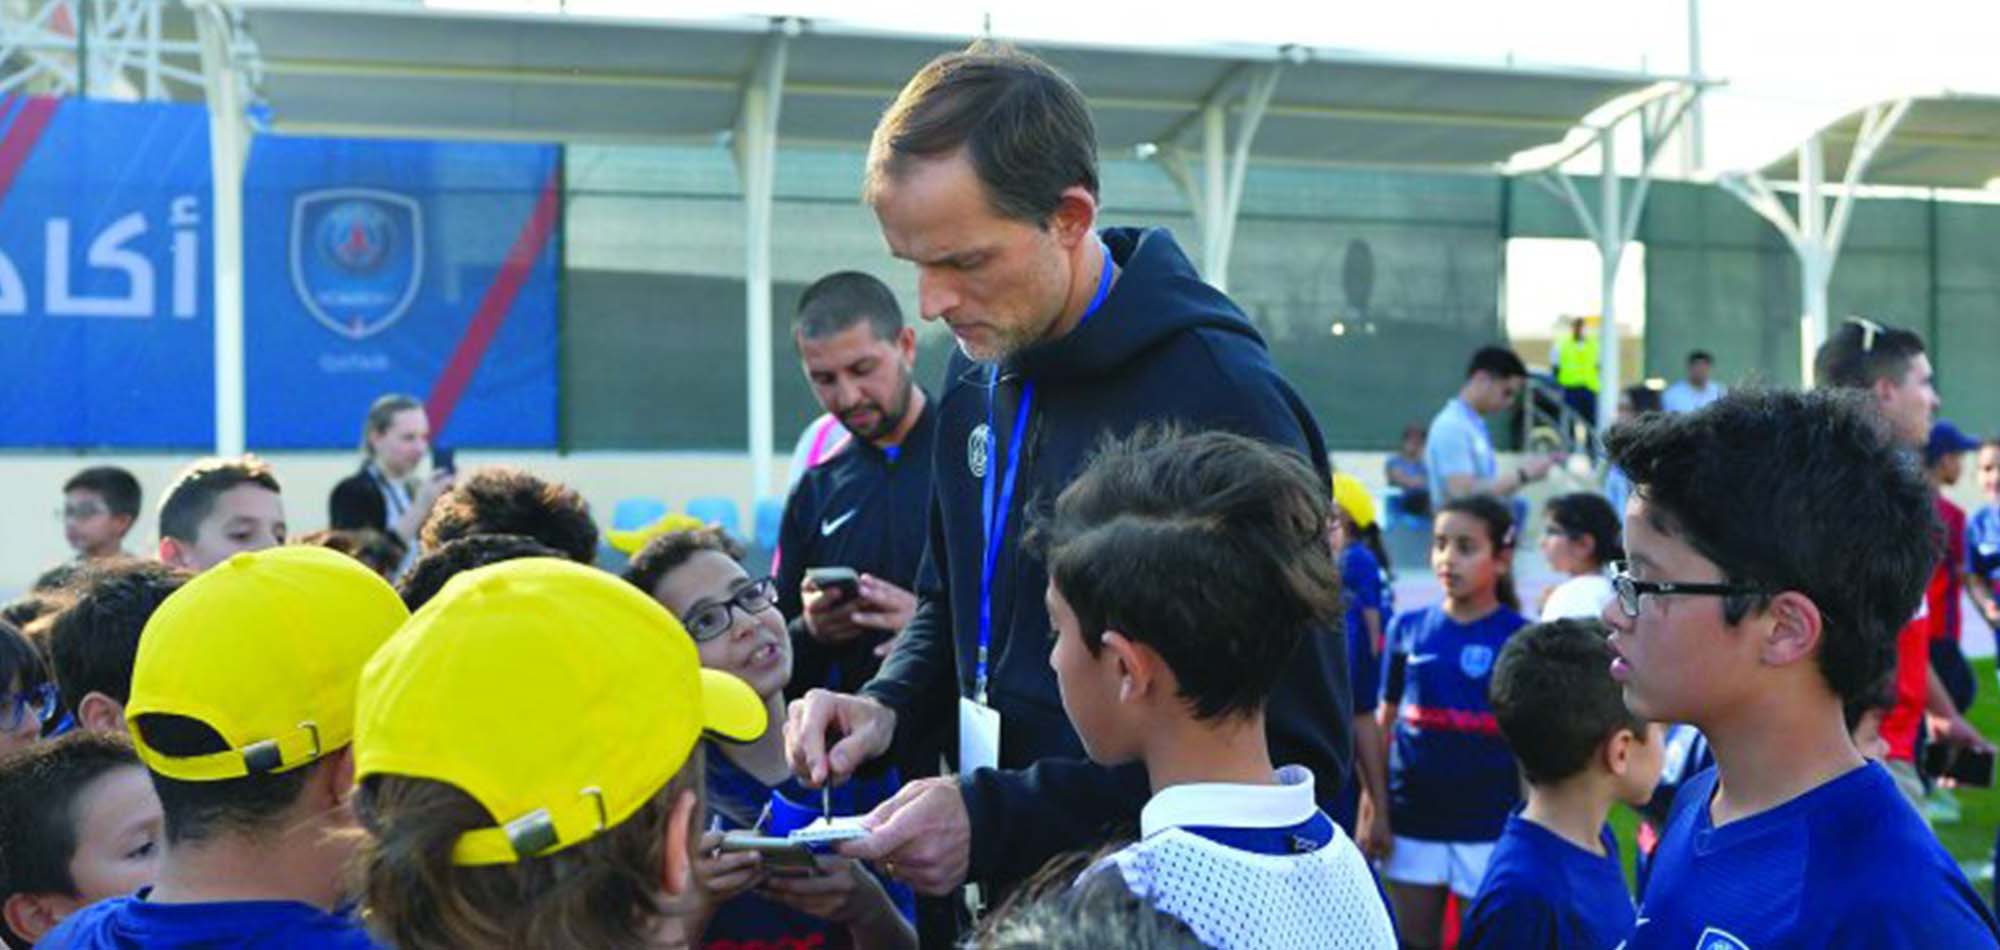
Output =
[
  {"x1": 0, "y1": 96, "x2": 214, "y2": 447},
  {"x1": 245, "y1": 135, "x2": 559, "y2": 448}
]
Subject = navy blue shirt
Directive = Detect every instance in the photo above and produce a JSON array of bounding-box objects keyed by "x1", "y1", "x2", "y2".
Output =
[
  {"x1": 1629, "y1": 764, "x2": 1998, "y2": 948},
  {"x1": 1380, "y1": 605, "x2": 1526, "y2": 842},
  {"x1": 775, "y1": 395, "x2": 938, "y2": 699},
  {"x1": 1331, "y1": 544, "x2": 1386, "y2": 832},
  {"x1": 1462, "y1": 815, "x2": 1633, "y2": 950},
  {"x1": 701, "y1": 742, "x2": 914, "y2": 950},
  {"x1": 38, "y1": 891, "x2": 377, "y2": 949},
  {"x1": 857, "y1": 227, "x2": 1349, "y2": 887}
]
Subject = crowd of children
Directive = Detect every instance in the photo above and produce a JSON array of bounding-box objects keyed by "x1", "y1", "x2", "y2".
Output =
[{"x1": 4, "y1": 324, "x2": 2000, "y2": 948}]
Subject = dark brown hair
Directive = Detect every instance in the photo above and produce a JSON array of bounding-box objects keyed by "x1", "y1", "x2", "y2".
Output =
[
  {"x1": 866, "y1": 41, "x2": 1098, "y2": 224},
  {"x1": 419, "y1": 467, "x2": 597, "y2": 564},
  {"x1": 621, "y1": 527, "x2": 743, "y2": 600},
  {"x1": 354, "y1": 763, "x2": 702, "y2": 950}
]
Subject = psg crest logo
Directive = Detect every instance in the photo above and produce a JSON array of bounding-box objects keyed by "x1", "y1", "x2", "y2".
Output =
[
  {"x1": 968, "y1": 423, "x2": 992, "y2": 479},
  {"x1": 291, "y1": 189, "x2": 424, "y2": 340},
  {"x1": 1459, "y1": 644, "x2": 1495, "y2": 679}
]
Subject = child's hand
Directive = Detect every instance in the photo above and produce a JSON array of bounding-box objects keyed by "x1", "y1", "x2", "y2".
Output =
[
  {"x1": 695, "y1": 831, "x2": 766, "y2": 906},
  {"x1": 758, "y1": 855, "x2": 892, "y2": 925},
  {"x1": 1356, "y1": 798, "x2": 1394, "y2": 863}
]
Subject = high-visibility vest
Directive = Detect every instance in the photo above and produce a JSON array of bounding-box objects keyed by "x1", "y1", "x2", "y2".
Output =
[{"x1": 1556, "y1": 334, "x2": 1599, "y2": 390}]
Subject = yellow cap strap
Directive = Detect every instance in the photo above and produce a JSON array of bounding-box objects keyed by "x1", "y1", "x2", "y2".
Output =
[
  {"x1": 452, "y1": 787, "x2": 609, "y2": 866},
  {"x1": 134, "y1": 722, "x2": 324, "y2": 782}
]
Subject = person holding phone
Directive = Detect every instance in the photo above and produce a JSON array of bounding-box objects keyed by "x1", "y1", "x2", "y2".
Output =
[
  {"x1": 328, "y1": 394, "x2": 455, "y2": 574},
  {"x1": 775, "y1": 275, "x2": 945, "y2": 721}
]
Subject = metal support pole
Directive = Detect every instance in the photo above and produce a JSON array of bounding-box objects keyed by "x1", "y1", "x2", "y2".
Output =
[
  {"x1": 189, "y1": 0, "x2": 246, "y2": 455},
  {"x1": 1797, "y1": 134, "x2": 1827, "y2": 385},
  {"x1": 1596, "y1": 127, "x2": 1621, "y2": 432},
  {"x1": 733, "y1": 24, "x2": 790, "y2": 502},
  {"x1": 1720, "y1": 99, "x2": 1908, "y2": 386},
  {"x1": 1200, "y1": 102, "x2": 1226, "y2": 288},
  {"x1": 76, "y1": 0, "x2": 90, "y2": 98},
  {"x1": 1684, "y1": 0, "x2": 1705, "y2": 173},
  {"x1": 146, "y1": 0, "x2": 162, "y2": 99}
]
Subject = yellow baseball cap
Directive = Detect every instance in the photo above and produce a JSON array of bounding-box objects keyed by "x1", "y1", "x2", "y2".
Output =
[
  {"x1": 126, "y1": 545, "x2": 409, "y2": 781},
  {"x1": 353, "y1": 557, "x2": 766, "y2": 866},
  {"x1": 1332, "y1": 472, "x2": 1378, "y2": 531},
  {"x1": 607, "y1": 512, "x2": 708, "y2": 555}
]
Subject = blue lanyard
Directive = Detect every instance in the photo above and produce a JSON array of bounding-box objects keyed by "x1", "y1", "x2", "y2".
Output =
[
  {"x1": 975, "y1": 238, "x2": 1115, "y2": 702},
  {"x1": 1180, "y1": 810, "x2": 1335, "y2": 855}
]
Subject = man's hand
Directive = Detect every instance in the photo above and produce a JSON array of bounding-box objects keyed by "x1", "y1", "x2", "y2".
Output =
[
  {"x1": 851, "y1": 575, "x2": 917, "y2": 633},
  {"x1": 786, "y1": 689, "x2": 897, "y2": 787},
  {"x1": 1931, "y1": 711, "x2": 1995, "y2": 753},
  {"x1": 1521, "y1": 454, "x2": 1556, "y2": 482},
  {"x1": 802, "y1": 576, "x2": 869, "y2": 644},
  {"x1": 837, "y1": 777, "x2": 971, "y2": 897}
]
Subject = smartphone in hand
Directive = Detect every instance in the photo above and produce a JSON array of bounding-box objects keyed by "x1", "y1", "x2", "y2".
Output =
[{"x1": 807, "y1": 566, "x2": 861, "y2": 603}]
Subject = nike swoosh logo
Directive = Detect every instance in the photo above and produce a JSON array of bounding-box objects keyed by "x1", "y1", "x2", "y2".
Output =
[
  {"x1": 1408, "y1": 653, "x2": 1439, "y2": 665},
  {"x1": 821, "y1": 510, "x2": 858, "y2": 536}
]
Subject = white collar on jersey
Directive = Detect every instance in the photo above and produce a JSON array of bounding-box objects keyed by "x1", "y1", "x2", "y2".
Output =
[{"x1": 1140, "y1": 764, "x2": 1318, "y2": 839}]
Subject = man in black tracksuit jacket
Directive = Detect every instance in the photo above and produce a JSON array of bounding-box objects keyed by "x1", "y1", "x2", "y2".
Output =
[
  {"x1": 856, "y1": 224, "x2": 1352, "y2": 888},
  {"x1": 788, "y1": 44, "x2": 1351, "y2": 899}
]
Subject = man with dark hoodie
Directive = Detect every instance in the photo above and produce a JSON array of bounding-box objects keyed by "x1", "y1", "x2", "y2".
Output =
[{"x1": 786, "y1": 41, "x2": 1352, "y2": 900}]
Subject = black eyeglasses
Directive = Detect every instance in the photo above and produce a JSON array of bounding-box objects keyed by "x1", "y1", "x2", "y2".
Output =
[
  {"x1": 1, "y1": 683, "x2": 58, "y2": 732},
  {"x1": 681, "y1": 577, "x2": 779, "y2": 642},
  {"x1": 1607, "y1": 562, "x2": 1766, "y2": 619}
]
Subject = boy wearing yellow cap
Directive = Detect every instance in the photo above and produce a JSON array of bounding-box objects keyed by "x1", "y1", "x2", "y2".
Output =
[
  {"x1": 351, "y1": 556, "x2": 768, "y2": 950},
  {"x1": 38, "y1": 546, "x2": 409, "y2": 949}
]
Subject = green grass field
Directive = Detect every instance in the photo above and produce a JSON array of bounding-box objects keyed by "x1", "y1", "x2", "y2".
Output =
[{"x1": 1609, "y1": 657, "x2": 1999, "y2": 905}]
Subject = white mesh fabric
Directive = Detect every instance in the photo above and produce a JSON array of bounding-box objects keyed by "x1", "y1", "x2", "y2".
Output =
[{"x1": 1086, "y1": 826, "x2": 1398, "y2": 950}]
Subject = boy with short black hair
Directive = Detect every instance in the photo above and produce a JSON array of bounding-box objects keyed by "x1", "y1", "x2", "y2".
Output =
[
  {"x1": 0, "y1": 731, "x2": 163, "y2": 945},
  {"x1": 47, "y1": 560, "x2": 191, "y2": 735},
  {"x1": 1604, "y1": 388, "x2": 1997, "y2": 946},
  {"x1": 61, "y1": 467, "x2": 141, "y2": 562},
  {"x1": 418, "y1": 465, "x2": 598, "y2": 563},
  {"x1": 38, "y1": 546, "x2": 409, "y2": 949},
  {"x1": 1043, "y1": 429, "x2": 1395, "y2": 949},
  {"x1": 1463, "y1": 618, "x2": 1662, "y2": 948},
  {"x1": 155, "y1": 456, "x2": 286, "y2": 572}
]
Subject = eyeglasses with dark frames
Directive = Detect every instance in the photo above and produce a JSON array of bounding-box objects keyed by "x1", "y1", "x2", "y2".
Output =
[
  {"x1": 1607, "y1": 561, "x2": 1767, "y2": 619},
  {"x1": 681, "y1": 577, "x2": 780, "y2": 641}
]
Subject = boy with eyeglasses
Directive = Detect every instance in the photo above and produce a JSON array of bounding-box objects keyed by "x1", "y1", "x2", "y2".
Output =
[
  {"x1": 1601, "y1": 388, "x2": 1997, "y2": 947},
  {"x1": 61, "y1": 468, "x2": 141, "y2": 563},
  {"x1": 624, "y1": 527, "x2": 917, "y2": 950}
]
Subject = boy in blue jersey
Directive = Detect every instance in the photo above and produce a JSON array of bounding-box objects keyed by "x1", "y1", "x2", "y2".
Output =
[
  {"x1": 1045, "y1": 430, "x2": 1396, "y2": 949},
  {"x1": 1464, "y1": 618, "x2": 1663, "y2": 949},
  {"x1": 1375, "y1": 495, "x2": 1529, "y2": 947},
  {"x1": 1603, "y1": 388, "x2": 1999, "y2": 948},
  {"x1": 39, "y1": 547, "x2": 409, "y2": 950}
]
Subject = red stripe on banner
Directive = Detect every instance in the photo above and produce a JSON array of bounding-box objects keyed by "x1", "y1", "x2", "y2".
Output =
[
  {"x1": 425, "y1": 168, "x2": 560, "y2": 436},
  {"x1": 1399, "y1": 704, "x2": 1501, "y2": 736},
  {"x1": 0, "y1": 97, "x2": 59, "y2": 213}
]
